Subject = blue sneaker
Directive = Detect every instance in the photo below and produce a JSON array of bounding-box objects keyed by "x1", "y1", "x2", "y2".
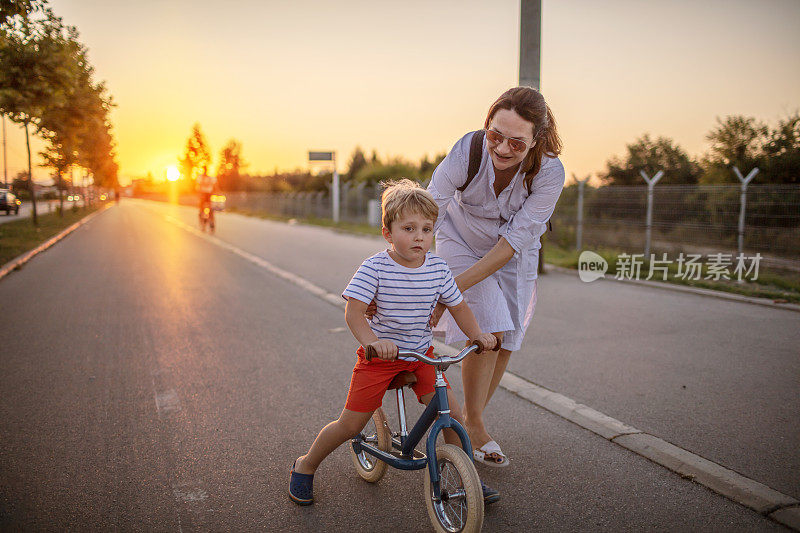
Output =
[
  {"x1": 289, "y1": 459, "x2": 314, "y2": 505},
  {"x1": 482, "y1": 481, "x2": 500, "y2": 504}
]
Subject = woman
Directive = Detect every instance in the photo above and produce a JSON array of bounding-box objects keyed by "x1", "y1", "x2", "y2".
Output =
[{"x1": 428, "y1": 86, "x2": 564, "y2": 466}]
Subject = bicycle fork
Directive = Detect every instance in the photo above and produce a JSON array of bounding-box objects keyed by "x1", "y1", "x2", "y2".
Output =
[{"x1": 422, "y1": 371, "x2": 472, "y2": 501}]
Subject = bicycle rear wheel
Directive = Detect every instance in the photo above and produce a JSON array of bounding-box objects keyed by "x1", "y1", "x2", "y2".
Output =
[
  {"x1": 350, "y1": 408, "x2": 391, "y2": 483},
  {"x1": 424, "y1": 444, "x2": 483, "y2": 533}
]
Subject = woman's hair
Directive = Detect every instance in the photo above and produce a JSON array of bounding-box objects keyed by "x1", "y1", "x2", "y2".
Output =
[
  {"x1": 380, "y1": 178, "x2": 438, "y2": 229},
  {"x1": 484, "y1": 86, "x2": 562, "y2": 189}
]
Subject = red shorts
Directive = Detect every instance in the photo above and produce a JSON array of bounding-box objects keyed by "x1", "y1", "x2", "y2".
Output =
[{"x1": 345, "y1": 346, "x2": 450, "y2": 413}]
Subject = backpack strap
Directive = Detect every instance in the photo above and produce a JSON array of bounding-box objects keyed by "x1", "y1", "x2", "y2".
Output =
[{"x1": 457, "y1": 130, "x2": 485, "y2": 192}]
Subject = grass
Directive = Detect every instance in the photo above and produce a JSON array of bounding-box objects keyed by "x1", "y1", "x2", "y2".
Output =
[
  {"x1": 541, "y1": 238, "x2": 800, "y2": 304},
  {"x1": 0, "y1": 204, "x2": 103, "y2": 266},
  {"x1": 232, "y1": 207, "x2": 800, "y2": 305}
]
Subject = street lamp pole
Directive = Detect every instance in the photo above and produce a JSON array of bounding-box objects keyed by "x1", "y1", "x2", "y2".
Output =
[
  {"x1": 2, "y1": 114, "x2": 7, "y2": 189},
  {"x1": 519, "y1": 0, "x2": 543, "y2": 272},
  {"x1": 308, "y1": 150, "x2": 339, "y2": 223},
  {"x1": 519, "y1": 0, "x2": 541, "y2": 90}
]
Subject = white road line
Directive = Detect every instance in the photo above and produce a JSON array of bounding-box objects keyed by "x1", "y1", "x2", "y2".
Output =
[
  {"x1": 150, "y1": 364, "x2": 208, "y2": 530},
  {"x1": 172, "y1": 484, "x2": 209, "y2": 503},
  {"x1": 155, "y1": 389, "x2": 181, "y2": 415},
  {"x1": 158, "y1": 206, "x2": 800, "y2": 531}
]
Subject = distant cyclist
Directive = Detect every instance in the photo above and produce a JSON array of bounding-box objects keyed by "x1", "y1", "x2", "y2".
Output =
[{"x1": 196, "y1": 166, "x2": 218, "y2": 230}]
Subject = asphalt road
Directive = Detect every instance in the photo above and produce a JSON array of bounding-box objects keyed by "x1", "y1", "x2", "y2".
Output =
[
  {"x1": 0, "y1": 201, "x2": 793, "y2": 531},
  {"x1": 138, "y1": 200, "x2": 800, "y2": 499}
]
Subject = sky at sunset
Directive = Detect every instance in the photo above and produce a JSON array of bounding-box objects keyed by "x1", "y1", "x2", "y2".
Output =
[{"x1": 2, "y1": 0, "x2": 799, "y2": 186}]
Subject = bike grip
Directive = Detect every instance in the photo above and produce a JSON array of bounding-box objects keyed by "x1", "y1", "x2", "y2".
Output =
[
  {"x1": 470, "y1": 336, "x2": 502, "y2": 354},
  {"x1": 365, "y1": 345, "x2": 377, "y2": 361},
  {"x1": 492, "y1": 334, "x2": 502, "y2": 352}
]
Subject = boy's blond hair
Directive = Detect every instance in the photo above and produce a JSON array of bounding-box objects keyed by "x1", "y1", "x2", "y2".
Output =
[{"x1": 381, "y1": 178, "x2": 438, "y2": 229}]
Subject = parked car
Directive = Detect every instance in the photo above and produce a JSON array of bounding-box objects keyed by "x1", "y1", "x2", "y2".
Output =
[{"x1": 0, "y1": 189, "x2": 21, "y2": 215}]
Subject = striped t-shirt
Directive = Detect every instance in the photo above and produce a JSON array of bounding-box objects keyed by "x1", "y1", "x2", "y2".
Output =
[{"x1": 342, "y1": 250, "x2": 464, "y2": 361}]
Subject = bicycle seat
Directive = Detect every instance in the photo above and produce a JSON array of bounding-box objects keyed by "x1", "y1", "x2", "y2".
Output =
[{"x1": 388, "y1": 371, "x2": 417, "y2": 390}]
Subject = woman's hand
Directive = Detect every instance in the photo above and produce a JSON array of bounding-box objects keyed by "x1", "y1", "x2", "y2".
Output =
[
  {"x1": 428, "y1": 301, "x2": 447, "y2": 327},
  {"x1": 473, "y1": 333, "x2": 500, "y2": 353},
  {"x1": 364, "y1": 299, "x2": 377, "y2": 320}
]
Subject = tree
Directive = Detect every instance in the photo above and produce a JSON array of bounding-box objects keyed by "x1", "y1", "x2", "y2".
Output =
[
  {"x1": 11, "y1": 170, "x2": 27, "y2": 194},
  {"x1": 77, "y1": 94, "x2": 118, "y2": 193},
  {"x1": 345, "y1": 146, "x2": 367, "y2": 181},
  {"x1": 700, "y1": 115, "x2": 767, "y2": 184},
  {"x1": 179, "y1": 123, "x2": 211, "y2": 183},
  {"x1": 216, "y1": 139, "x2": 246, "y2": 191},
  {"x1": 0, "y1": 0, "x2": 47, "y2": 26},
  {"x1": 38, "y1": 25, "x2": 108, "y2": 213},
  {"x1": 419, "y1": 152, "x2": 446, "y2": 183},
  {"x1": 352, "y1": 157, "x2": 421, "y2": 186},
  {"x1": 761, "y1": 112, "x2": 800, "y2": 184},
  {"x1": 0, "y1": 10, "x2": 78, "y2": 223},
  {"x1": 601, "y1": 134, "x2": 700, "y2": 186}
]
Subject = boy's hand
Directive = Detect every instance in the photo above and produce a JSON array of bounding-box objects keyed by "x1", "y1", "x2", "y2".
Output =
[
  {"x1": 428, "y1": 300, "x2": 447, "y2": 327},
  {"x1": 472, "y1": 333, "x2": 500, "y2": 353},
  {"x1": 367, "y1": 340, "x2": 398, "y2": 360}
]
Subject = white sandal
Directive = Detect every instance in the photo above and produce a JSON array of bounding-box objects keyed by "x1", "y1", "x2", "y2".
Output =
[{"x1": 473, "y1": 440, "x2": 509, "y2": 467}]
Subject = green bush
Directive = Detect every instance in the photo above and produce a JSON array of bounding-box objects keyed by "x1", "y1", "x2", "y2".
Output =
[{"x1": 353, "y1": 160, "x2": 422, "y2": 186}]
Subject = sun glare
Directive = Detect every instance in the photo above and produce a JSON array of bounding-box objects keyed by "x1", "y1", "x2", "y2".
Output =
[{"x1": 166, "y1": 165, "x2": 180, "y2": 182}]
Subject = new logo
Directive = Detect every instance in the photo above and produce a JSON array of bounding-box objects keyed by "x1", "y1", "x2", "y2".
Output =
[{"x1": 578, "y1": 251, "x2": 608, "y2": 282}]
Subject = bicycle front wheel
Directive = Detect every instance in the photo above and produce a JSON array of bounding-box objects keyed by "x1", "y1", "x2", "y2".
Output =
[
  {"x1": 424, "y1": 444, "x2": 484, "y2": 533},
  {"x1": 350, "y1": 408, "x2": 391, "y2": 483}
]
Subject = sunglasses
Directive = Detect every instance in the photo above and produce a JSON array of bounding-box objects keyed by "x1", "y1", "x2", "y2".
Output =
[{"x1": 485, "y1": 128, "x2": 531, "y2": 153}]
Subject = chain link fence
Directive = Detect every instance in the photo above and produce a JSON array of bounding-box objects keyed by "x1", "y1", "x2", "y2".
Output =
[
  {"x1": 549, "y1": 183, "x2": 800, "y2": 273},
  {"x1": 224, "y1": 182, "x2": 383, "y2": 225},
  {"x1": 141, "y1": 180, "x2": 800, "y2": 274}
]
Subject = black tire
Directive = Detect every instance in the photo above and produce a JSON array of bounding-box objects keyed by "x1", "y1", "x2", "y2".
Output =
[
  {"x1": 350, "y1": 408, "x2": 391, "y2": 483},
  {"x1": 424, "y1": 444, "x2": 484, "y2": 533}
]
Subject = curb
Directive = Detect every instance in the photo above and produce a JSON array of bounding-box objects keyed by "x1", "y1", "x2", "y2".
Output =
[
  {"x1": 160, "y1": 209, "x2": 800, "y2": 531},
  {"x1": 612, "y1": 434, "x2": 797, "y2": 515},
  {"x1": 544, "y1": 263, "x2": 800, "y2": 314},
  {"x1": 0, "y1": 204, "x2": 113, "y2": 282}
]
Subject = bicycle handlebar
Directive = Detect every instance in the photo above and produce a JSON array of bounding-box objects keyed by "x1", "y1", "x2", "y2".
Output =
[{"x1": 364, "y1": 337, "x2": 501, "y2": 363}]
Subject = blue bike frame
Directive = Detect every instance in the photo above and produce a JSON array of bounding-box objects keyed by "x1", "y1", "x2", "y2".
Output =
[{"x1": 351, "y1": 371, "x2": 473, "y2": 501}]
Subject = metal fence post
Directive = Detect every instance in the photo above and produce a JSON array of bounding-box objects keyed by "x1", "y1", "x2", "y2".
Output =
[
  {"x1": 733, "y1": 166, "x2": 759, "y2": 259},
  {"x1": 574, "y1": 174, "x2": 590, "y2": 250},
  {"x1": 640, "y1": 170, "x2": 664, "y2": 259},
  {"x1": 332, "y1": 153, "x2": 340, "y2": 223},
  {"x1": 341, "y1": 181, "x2": 349, "y2": 222},
  {"x1": 356, "y1": 182, "x2": 366, "y2": 223}
]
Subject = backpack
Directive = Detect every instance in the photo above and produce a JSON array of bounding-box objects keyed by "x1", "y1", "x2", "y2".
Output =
[{"x1": 457, "y1": 130, "x2": 552, "y2": 232}]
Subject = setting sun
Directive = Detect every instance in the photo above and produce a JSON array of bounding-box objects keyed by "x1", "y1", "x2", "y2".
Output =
[{"x1": 166, "y1": 165, "x2": 180, "y2": 182}]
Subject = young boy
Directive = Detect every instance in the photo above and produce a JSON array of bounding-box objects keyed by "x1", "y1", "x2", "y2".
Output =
[{"x1": 289, "y1": 178, "x2": 499, "y2": 506}]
